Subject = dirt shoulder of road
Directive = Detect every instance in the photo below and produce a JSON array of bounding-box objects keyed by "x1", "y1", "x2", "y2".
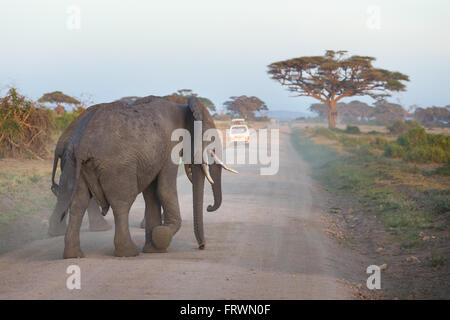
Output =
[{"x1": 290, "y1": 126, "x2": 449, "y2": 299}]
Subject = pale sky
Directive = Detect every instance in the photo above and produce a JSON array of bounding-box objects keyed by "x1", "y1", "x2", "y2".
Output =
[{"x1": 1, "y1": 0, "x2": 449, "y2": 112}]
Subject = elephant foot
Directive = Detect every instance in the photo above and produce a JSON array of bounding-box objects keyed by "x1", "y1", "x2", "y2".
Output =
[
  {"x1": 48, "y1": 222, "x2": 67, "y2": 237},
  {"x1": 63, "y1": 247, "x2": 85, "y2": 259},
  {"x1": 151, "y1": 226, "x2": 173, "y2": 250},
  {"x1": 114, "y1": 242, "x2": 139, "y2": 257},
  {"x1": 89, "y1": 218, "x2": 112, "y2": 232},
  {"x1": 142, "y1": 243, "x2": 167, "y2": 253},
  {"x1": 140, "y1": 218, "x2": 145, "y2": 229}
]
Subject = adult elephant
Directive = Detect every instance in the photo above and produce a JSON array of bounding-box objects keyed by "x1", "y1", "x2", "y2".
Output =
[
  {"x1": 52, "y1": 97, "x2": 236, "y2": 258},
  {"x1": 48, "y1": 104, "x2": 112, "y2": 236}
]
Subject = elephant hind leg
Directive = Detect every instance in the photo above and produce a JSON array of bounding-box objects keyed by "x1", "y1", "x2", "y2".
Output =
[
  {"x1": 48, "y1": 210, "x2": 68, "y2": 237},
  {"x1": 142, "y1": 180, "x2": 166, "y2": 253},
  {"x1": 152, "y1": 164, "x2": 181, "y2": 250},
  {"x1": 87, "y1": 198, "x2": 112, "y2": 232},
  {"x1": 111, "y1": 200, "x2": 139, "y2": 257},
  {"x1": 63, "y1": 177, "x2": 90, "y2": 259}
]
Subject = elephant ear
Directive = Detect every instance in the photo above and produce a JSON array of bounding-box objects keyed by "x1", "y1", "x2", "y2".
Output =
[{"x1": 188, "y1": 97, "x2": 204, "y2": 121}]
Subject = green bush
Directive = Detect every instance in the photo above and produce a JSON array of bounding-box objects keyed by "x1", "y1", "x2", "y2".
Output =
[
  {"x1": 345, "y1": 125, "x2": 361, "y2": 134},
  {"x1": 384, "y1": 142, "x2": 406, "y2": 158},
  {"x1": 384, "y1": 127, "x2": 450, "y2": 163},
  {"x1": 54, "y1": 112, "x2": 78, "y2": 132},
  {"x1": 397, "y1": 126, "x2": 428, "y2": 146},
  {"x1": 406, "y1": 146, "x2": 446, "y2": 163},
  {"x1": 53, "y1": 106, "x2": 85, "y2": 132},
  {"x1": 388, "y1": 120, "x2": 421, "y2": 135},
  {"x1": 427, "y1": 133, "x2": 450, "y2": 150}
]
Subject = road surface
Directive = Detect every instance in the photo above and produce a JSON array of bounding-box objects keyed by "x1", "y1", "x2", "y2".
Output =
[{"x1": 0, "y1": 127, "x2": 356, "y2": 299}]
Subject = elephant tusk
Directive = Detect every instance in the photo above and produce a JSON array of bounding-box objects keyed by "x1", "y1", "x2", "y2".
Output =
[
  {"x1": 210, "y1": 150, "x2": 239, "y2": 174},
  {"x1": 221, "y1": 164, "x2": 238, "y2": 174},
  {"x1": 202, "y1": 163, "x2": 214, "y2": 184},
  {"x1": 184, "y1": 164, "x2": 193, "y2": 183}
]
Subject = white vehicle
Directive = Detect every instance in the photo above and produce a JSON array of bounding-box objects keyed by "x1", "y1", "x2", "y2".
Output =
[
  {"x1": 231, "y1": 118, "x2": 246, "y2": 125},
  {"x1": 229, "y1": 122, "x2": 250, "y2": 144}
]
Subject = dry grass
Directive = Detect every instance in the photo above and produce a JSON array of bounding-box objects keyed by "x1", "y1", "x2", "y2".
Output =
[
  {"x1": 292, "y1": 127, "x2": 449, "y2": 245},
  {"x1": 0, "y1": 159, "x2": 55, "y2": 224},
  {"x1": 293, "y1": 121, "x2": 450, "y2": 136}
]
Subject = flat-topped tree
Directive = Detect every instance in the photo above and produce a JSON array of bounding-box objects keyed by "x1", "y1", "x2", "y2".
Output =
[
  {"x1": 38, "y1": 91, "x2": 81, "y2": 111},
  {"x1": 224, "y1": 95, "x2": 268, "y2": 120},
  {"x1": 268, "y1": 50, "x2": 409, "y2": 128}
]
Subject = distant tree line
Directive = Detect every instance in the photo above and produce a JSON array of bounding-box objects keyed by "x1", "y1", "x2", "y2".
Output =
[{"x1": 308, "y1": 100, "x2": 450, "y2": 127}]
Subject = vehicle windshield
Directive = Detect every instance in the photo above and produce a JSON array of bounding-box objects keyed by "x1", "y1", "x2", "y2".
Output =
[{"x1": 231, "y1": 126, "x2": 248, "y2": 134}]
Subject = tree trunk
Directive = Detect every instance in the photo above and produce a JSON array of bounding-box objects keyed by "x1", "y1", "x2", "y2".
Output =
[{"x1": 328, "y1": 101, "x2": 337, "y2": 129}]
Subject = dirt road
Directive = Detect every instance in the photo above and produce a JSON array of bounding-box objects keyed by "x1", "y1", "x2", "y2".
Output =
[{"x1": 0, "y1": 127, "x2": 358, "y2": 299}]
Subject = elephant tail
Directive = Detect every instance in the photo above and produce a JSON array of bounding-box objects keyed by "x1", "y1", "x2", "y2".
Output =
[
  {"x1": 50, "y1": 149, "x2": 60, "y2": 196},
  {"x1": 53, "y1": 150, "x2": 82, "y2": 222}
]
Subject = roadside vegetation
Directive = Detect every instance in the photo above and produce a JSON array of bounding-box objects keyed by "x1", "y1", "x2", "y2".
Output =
[
  {"x1": 291, "y1": 123, "x2": 449, "y2": 298},
  {"x1": 0, "y1": 88, "x2": 88, "y2": 160},
  {"x1": 0, "y1": 88, "x2": 54, "y2": 159},
  {"x1": 291, "y1": 123, "x2": 449, "y2": 250}
]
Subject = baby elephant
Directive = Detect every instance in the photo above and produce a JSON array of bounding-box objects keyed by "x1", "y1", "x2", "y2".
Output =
[{"x1": 48, "y1": 105, "x2": 111, "y2": 237}]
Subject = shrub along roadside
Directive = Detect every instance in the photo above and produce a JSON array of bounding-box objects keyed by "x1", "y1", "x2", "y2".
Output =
[
  {"x1": 0, "y1": 88, "x2": 85, "y2": 159},
  {"x1": 53, "y1": 106, "x2": 86, "y2": 133},
  {"x1": 388, "y1": 120, "x2": 421, "y2": 135},
  {"x1": 0, "y1": 88, "x2": 54, "y2": 159},
  {"x1": 291, "y1": 128, "x2": 449, "y2": 248},
  {"x1": 384, "y1": 127, "x2": 450, "y2": 163}
]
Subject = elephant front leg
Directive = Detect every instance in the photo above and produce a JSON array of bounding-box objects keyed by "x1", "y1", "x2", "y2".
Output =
[
  {"x1": 142, "y1": 180, "x2": 165, "y2": 253},
  {"x1": 151, "y1": 166, "x2": 181, "y2": 251},
  {"x1": 112, "y1": 201, "x2": 139, "y2": 257}
]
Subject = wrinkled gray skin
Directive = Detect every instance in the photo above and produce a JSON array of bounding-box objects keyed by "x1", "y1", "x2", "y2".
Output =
[
  {"x1": 52, "y1": 97, "x2": 222, "y2": 258},
  {"x1": 48, "y1": 105, "x2": 112, "y2": 236}
]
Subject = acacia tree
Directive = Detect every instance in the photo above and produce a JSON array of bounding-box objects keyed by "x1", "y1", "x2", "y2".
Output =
[
  {"x1": 38, "y1": 91, "x2": 81, "y2": 111},
  {"x1": 268, "y1": 50, "x2": 409, "y2": 128},
  {"x1": 224, "y1": 95, "x2": 268, "y2": 119}
]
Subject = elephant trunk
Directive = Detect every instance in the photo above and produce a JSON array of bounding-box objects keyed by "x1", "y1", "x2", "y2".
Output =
[
  {"x1": 207, "y1": 164, "x2": 222, "y2": 212},
  {"x1": 192, "y1": 165, "x2": 206, "y2": 249}
]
